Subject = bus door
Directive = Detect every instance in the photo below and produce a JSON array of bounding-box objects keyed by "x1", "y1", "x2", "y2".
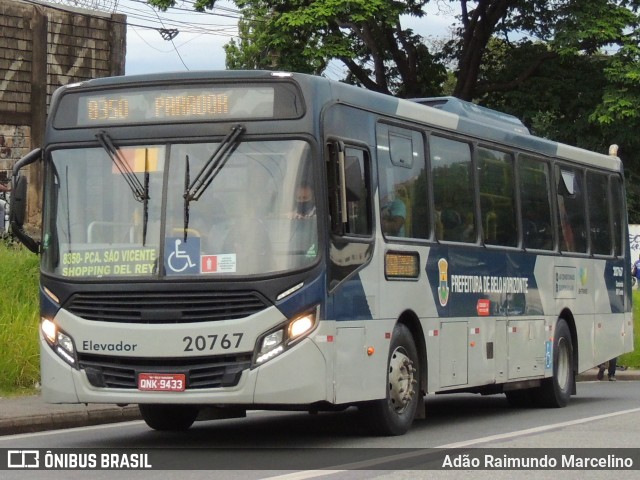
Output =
[{"x1": 325, "y1": 140, "x2": 376, "y2": 404}]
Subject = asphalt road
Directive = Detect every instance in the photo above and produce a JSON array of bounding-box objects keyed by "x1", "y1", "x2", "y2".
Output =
[{"x1": 1, "y1": 380, "x2": 640, "y2": 479}]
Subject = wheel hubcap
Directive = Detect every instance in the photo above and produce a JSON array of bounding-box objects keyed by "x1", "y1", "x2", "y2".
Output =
[{"x1": 388, "y1": 347, "x2": 417, "y2": 413}]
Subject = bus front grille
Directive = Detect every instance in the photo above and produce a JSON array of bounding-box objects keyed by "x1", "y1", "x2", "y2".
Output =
[
  {"x1": 64, "y1": 290, "x2": 270, "y2": 323},
  {"x1": 78, "y1": 353, "x2": 252, "y2": 390}
]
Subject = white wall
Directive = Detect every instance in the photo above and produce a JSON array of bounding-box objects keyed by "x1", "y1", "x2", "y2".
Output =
[{"x1": 630, "y1": 224, "x2": 640, "y2": 262}]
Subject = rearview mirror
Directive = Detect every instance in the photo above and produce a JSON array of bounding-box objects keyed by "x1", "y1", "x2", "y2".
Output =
[
  {"x1": 10, "y1": 148, "x2": 41, "y2": 253},
  {"x1": 10, "y1": 173, "x2": 27, "y2": 227}
]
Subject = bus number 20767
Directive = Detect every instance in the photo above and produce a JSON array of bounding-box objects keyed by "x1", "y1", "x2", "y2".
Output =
[{"x1": 183, "y1": 333, "x2": 244, "y2": 352}]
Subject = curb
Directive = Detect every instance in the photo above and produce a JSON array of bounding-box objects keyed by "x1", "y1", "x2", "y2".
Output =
[
  {"x1": 0, "y1": 406, "x2": 141, "y2": 436},
  {"x1": 576, "y1": 368, "x2": 640, "y2": 383}
]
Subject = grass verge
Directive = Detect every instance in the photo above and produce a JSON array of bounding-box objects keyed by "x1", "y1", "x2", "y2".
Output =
[
  {"x1": 0, "y1": 240, "x2": 40, "y2": 395},
  {"x1": 618, "y1": 290, "x2": 640, "y2": 368}
]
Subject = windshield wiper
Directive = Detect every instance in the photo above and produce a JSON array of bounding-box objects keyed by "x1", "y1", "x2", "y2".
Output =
[
  {"x1": 184, "y1": 124, "x2": 245, "y2": 202},
  {"x1": 182, "y1": 124, "x2": 244, "y2": 240},
  {"x1": 183, "y1": 154, "x2": 191, "y2": 242},
  {"x1": 96, "y1": 131, "x2": 151, "y2": 245},
  {"x1": 96, "y1": 131, "x2": 149, "y2": 203},
  {"x1": 142, "y1": 152, "x2": 150, "y2": 246}
]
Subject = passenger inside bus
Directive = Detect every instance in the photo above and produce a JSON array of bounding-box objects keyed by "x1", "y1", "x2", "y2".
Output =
[
  {"x1": 435, "y1": 202, "x2": 461, "y2": 241},
  {"x1": 290, "y1": 182, "x2": 316, "y2": 219},
  {"x1": 381, "y1": 195, "x2": 406, "y2": 237},
  {"x1": 522, "y1": 204, "x2": 553, "y2": 250}
]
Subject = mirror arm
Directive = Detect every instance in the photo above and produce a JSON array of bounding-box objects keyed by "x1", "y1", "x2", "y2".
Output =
[
  {"x1": 9, "y1": 222, "x2": 40, "y2": 253},
  {"x1": 12, "y1": 148, "x2": 41, "y2": 176}
]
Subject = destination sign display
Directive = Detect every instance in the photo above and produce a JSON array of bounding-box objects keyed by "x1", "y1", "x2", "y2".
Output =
[
  {"x1": 53, "y1": 82, "x2": 303, "y2": 128},
  {"x1": 80, "y1": 87, "x2": 273, "y2": 125}
]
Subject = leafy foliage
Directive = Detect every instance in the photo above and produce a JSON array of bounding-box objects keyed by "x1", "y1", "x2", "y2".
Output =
[{"x1": 151, "y1": 0, "x2": 446, "y2": 96}]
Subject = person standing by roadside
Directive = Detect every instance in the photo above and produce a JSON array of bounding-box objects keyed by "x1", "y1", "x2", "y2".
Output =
[
  {"x1": 597, "y1": 358, "x2": 617, "y2": 381},
  {"x1": 0, "y1": 180, "x2": 9, "y2": 234},
  {"x1": 632, "y1": 254, "x2": 640, "y2": 286}
]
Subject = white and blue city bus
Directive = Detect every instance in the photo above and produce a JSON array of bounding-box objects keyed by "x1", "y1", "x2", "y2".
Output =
[{"x1": 11, "y1": 71, "x2": 633, "y2": 435}]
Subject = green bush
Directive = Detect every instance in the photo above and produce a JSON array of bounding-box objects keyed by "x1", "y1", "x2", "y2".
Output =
[
  {"x1": 0, "y1": 240, "x2": 40, "y2": 395},
  {"x1": 619, "y1": 289, "x2": 640, "y2": 368}
]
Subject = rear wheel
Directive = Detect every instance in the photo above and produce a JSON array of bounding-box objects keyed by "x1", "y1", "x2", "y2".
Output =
[
  {"x1": 139, "y1": 404, "x2": 199, "y2": 431},
  {"x1": 532, "y1": 319, "x2": 574, "y2": 407},
  {"x1": 360, "y1": 323, "x2": 420, "y2": 436}
]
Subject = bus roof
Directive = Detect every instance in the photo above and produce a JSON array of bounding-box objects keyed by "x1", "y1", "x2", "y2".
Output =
[
  {"x1": 411, "y1": 96, "x2": 530, "y2": 135},
  {"x1": 323, "y1": 79, "x2": 621, "y2": 173}
]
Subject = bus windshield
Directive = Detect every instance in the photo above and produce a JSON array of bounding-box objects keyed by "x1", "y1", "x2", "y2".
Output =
[{"x1": 42, "y1": 139, "x2": 318, "y2": 278}]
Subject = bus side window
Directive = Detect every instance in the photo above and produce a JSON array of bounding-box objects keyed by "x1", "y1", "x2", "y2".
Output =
[
  {"x1": 611, "y1": 176, "x2": 624, "y2": 256},
  {"x1": 477, "y1": 147, "x2": 517, "y2": 247},
  {"x1": 377, "y1": 124, "x2": 429, "y2": 240},
  {"x1": 326, "y1": 143, "x2": 372, "y2": 237},
  {"x1": 556, "y1": 166, "x2": 587, "y2": 253},
  {"x1": 343, "y1": 148, "x2": 372, "y2": 236},
  {"x1": 326, "y1": 142, "x2": 373, "y2": 288},
  {"x1": 587, "y1": 171, "x2": 612, "y2": 255},
  {"x1": 518, "y1": 156, "x2": 554, "y2": 250},
  {"x1": 430, "y1": 135, "x2": 476, "y2": 242}
]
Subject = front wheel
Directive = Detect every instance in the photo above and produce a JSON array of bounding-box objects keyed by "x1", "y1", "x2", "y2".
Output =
[
  {"x1": 532, "y1": 319, "x2": 574, "y2": 407},
  {"x1": 360, "y1": 323, "x2": 420, "y2": 436},
  {"x1": 139, "y1": 404, "x2": 199, "y2": 431}
]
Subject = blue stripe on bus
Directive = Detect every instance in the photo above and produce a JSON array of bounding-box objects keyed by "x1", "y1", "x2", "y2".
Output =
[
  {"x1": 426, "y1": 248, "x2": 628, "y2": 317},
  {"x1": 40, "y1": 286, "x2": 60, "y2": 320},
  {"x1": 326, "y1": 273, "x2": 373, "y2": 321},
  {"x1": 275, "y1": 272, "x2": 327, "y2": 320},
  {"x1": 426, "y1": 246, "x2": 542, "y2": 317},
  {"x1": 276, "y1": 270, "x2": 373, "y2": 322}
]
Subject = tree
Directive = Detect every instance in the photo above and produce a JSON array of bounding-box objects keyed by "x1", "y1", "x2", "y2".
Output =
[
  {"x1": 471, "y1": 1, "x2": 640, "y2": 219},
  {"x1": 148, "y1": 1, "x2": 639, "y2": 102},
  {"x1": 149, "y1": 0, "x2": 447, "y2": 97},
  {"x1": 478, "y1": 40, "x2": 610, "y2": 146},
  {"x1": 594, "y1": 41, "x2": 640, "y2": 222},
  {"x1": 447, "y1": 0, "x2": 518, "y2": 100},
  {"x1": 444, "y1": 0, "x2": 640, "y2": 100},
  {"x1": 223, "y1": 5, "x2": 326, "y2": 73}
]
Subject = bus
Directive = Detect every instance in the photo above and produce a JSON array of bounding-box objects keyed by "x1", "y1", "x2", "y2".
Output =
[{"x1": 11, "y1": 71, "x2": 633, "y2": 435}]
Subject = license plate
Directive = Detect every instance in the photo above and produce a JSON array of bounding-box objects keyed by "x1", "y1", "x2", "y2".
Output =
[{"x1": 138, "y1": 373, "x2": 186, "y2": 392}]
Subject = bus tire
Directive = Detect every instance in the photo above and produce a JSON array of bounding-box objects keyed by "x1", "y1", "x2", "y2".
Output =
[
  {"x1": 139, "y1": 404, "x2": 199, "y2": 431},
  {"x1": 360, "y1": 323, "x2": 420, "y2": 436},
  {"x1": 532, "y1": 319, "x2": 573, "y2": 408}
]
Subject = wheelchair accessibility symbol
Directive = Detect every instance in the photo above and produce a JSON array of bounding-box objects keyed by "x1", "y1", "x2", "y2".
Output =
[{"x1": 164, "y1": 237, "x2": 200, "y2": 275}]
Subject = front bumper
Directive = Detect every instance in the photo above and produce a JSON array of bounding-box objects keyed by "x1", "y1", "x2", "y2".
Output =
[{"x1": 40, "y1": 306, "x2": 330, "y2": 406}]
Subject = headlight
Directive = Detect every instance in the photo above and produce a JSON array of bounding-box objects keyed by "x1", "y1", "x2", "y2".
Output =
[
  {"x1": 254, "y1": 308, "x2": 318, "y2": 366},
  {"x1": 41, "y1": 318, "x2": 57, "y2": 344},
  {"x1": 288, "y1": 313, "x2": 315, "y2": 340},
  {"x1": 41, "y1": 318, "x2": 77, "y2": 367}
]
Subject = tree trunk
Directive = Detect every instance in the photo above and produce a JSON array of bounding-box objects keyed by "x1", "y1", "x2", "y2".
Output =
[{"x1": 453, "y1": 0, "x2": 513, "y2": 100}]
